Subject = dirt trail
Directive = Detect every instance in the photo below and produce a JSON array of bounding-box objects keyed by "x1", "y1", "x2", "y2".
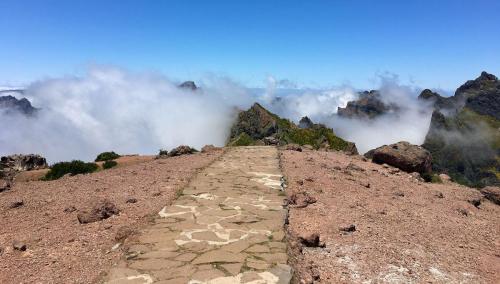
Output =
[{"x1": 105, "y1": 146, "x2": 291, "y2": 284}]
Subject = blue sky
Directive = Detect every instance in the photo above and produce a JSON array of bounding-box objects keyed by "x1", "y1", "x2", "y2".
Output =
[{"x1": 1, "y1": 0, "x2": 499, "y2": 90}]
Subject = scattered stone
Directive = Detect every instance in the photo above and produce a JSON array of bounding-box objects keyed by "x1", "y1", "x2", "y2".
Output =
[
  {"x1": 115, "y1": 226, "x2": 137, "y2": 242},
  {"x1": 9, "y1": 199, "x2": 24, "y2": 209},
  {"x1": 435, "y1": 192, "x2": 444, "y2": 199},
  {"x1": 340, "y1": 224, "x2": 356, "y2": 233},
  {"x1": 201, "y1": 145, "x2": 219, "y2": 153},
  {"x1": 0, "y1": 179, "x2": 10, "y2": 192},
  {"x1": 346, "y1": 162, "x2": 365, "y2": 172},
  {"x1": 263, "y1": 136, "x2": 279, "y2": 145},
  {"x1": 439, "y1": 174, "x2": 451, "y2": 182},
  {"x1": 126, "y1": 197, "x2": 138, "y2": 204},
  {"x1": 77, "y1": 199, "x2": 119, "y2": 224},
  {"x1": 299, "y1": 232, "x2": 325, "y2": 248},
  {"x1": 458, "y1": 208, "x2": 470, "y2": 216},
  {"x1": 360, "y1": 181, "x2": 370, "y2": 188},
  {"x1": 480, "y1": 186, "x2": 500, "y2": 205},
  {"x1": 12, "y1": 240, "x2": 27, "y2": 251},
  {"x1": 368, "y1": 141, "x2": 432, "y2": 174},
  {"x1": 469, "y1": 198, "x2": 482, "y2": 208},
  {"x1": 64, "y1": 206, "x2": 77, "y2": 213},
  {"x1": 296, "y1": 180, "x2": 304, "y2": 186},
  {"x1": 285, "y1": 144, "x2": 302, "y2": 152},
  {"x1": 288, "y1": 192, "x2": 317, "y2": 208}
]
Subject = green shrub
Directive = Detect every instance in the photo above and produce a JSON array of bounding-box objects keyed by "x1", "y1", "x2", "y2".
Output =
[
  {"x1": 103, "y1": 160, "x2": 118, "y2": 169},
  {"x1": 44, "y1": 160, "x2": 98, "y2": 180},
  {"x1": 421, "y1": 172, "x2": 443, "y2": 183},
  {"x1": 230, "y1": 133, "x2": 254, "y2": 146},
  {"x1": 95, "y1": 151, "x2": 121, "y2": 162}
]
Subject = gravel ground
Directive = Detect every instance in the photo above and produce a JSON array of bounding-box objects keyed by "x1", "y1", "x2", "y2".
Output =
[
  {"x1": 280, "y1": 149, "x2": 500, "y2": 284},
  {"x1": 0, "y1": 150, "x2": 222, "y2": 284}
]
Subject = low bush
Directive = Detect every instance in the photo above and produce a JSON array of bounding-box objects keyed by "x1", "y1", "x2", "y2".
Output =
[
  {"x1": 95, "y1": 151, "x2": 121, "y2": 162},
  {"x1": 44, "y1": 160, "x2": 98, "y2": 180},
  {"x1": 103, "y1": 160, "x2": 118, "y2": 169}
]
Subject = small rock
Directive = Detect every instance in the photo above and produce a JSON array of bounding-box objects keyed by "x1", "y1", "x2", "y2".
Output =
[
  {"x1": 299, "y1": 232, "x2": 325, "y2": 248},
  {"x1": 468, "y1": 198, "x2": 481, "y2": 208},
  {"x1": 285, "y1": 144, "x2": 302, "y2": 152},
  {"x1": 64, "y1": 206, "x2": 77, "y2": 213},
  {"x1": 458, "y1": 208, "x2": 470, "y2": 216},
  {"x1": 201, "y1": 145, "x2": 220, "y2": 153},
  {"x1": 115, "y1": 226, "x2": 137, "y2": 242},
  {"x1": 439, "y1": 174, "x2": 451, "y2": 182},
  {"x1": 13, "y1": 241, "x2": 27, "y2": 251},
  {"x1": 77, "y1": 199, "x2": 119, "y2": 224},
  {"x1": 305, "y1": 177, "x2": 314, "y2": 182},
  {"x1": 480, "y1": 186, "x2": 500, "y2": 205},
  {"x1": 296, "y1": 180, "x2": 304, "y2": 186},
  {"x1": 340, "y1": 224, "x2": 356, "y2": 233},
  {"x1": 346, "y1": 162, "x2": 365, "y2": 172},
  {"x1": 0, "y1": 179, "x2": 10, "y2": 192},
  {"x1": 126, "y1": 198, "x2": 137, "y2": 204},
  {"x1": 435, "y1": 192, "x2": 444, "y2": 199},
  {"x1": 103, "y1": 224, "x2": 112, "y2": 230},
  {"x1": 9, "y1": 199, "x2": 24, "y2": 209},
  {"x1": 288, "y1": 192, "x2": 317, "y2": 208}
]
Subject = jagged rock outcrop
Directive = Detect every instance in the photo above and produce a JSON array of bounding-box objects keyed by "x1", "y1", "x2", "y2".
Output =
[
  {"x1": 0, "y1": 94, "x2": 38, "y2": 116},
  {"x1": 422, "y1": 71, "x2": 500, "y2": 187},
  {"x1": 298, "y1": 116, "x2": 314, "y2": 129},
  {"x1": 367, "y1": 141, "x2": 432, "y2": 174},
  {"x1": 178, "y1": 81, "x2": 198, "y2": 91},
  {"x1": 337, "y1": 90, "x2": 398, "y2": 119},
  {"x1": 1, "y1": 154, "x2": 48, "y2": 171},
  {"x1": 228, "y1": 103, "x2": 358, "y2": 154}
]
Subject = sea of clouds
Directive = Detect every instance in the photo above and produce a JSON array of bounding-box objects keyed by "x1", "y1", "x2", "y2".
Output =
[{"x1": 0, "y1": 66, "x2": 435, "y2": 162}]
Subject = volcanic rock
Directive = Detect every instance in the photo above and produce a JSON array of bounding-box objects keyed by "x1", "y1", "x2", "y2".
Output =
[
  {"x1": 201, "y1": 145, "x2": 219, "y2": 153},
  {"x1": 368, "y1": 141, "x2": 432, "y2": 174},
  {"x1": 77, "y1": 199, "x2": 120, "y2": 224},
  {"x1": 1, "y1": 154, "x2": 48, "y2": 171},
  {"x1": 12, "y1": 241, "x2": 27, "y2": 251}
]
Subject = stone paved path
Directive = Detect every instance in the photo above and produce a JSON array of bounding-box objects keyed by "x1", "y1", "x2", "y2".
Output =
[{"x1": 105, "y1": 146, "x2": 291, "y2": 284}]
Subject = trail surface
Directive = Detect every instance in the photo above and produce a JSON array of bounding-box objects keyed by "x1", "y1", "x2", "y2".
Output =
[{"x1": 106, "y1": 146, "x2": 291, "y2": 284}]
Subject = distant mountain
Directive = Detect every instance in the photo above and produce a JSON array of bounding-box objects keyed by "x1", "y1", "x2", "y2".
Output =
[
  {"x1": 337, "y1": 90, "x2": 399, "y2": 119},
  {"x1": 228, "y1": 103, "x2": 358, "y2": 154},
  {"x1": 422, "y1": 72, "x2": 500, "y2": 187},
  {"x1": 178, "y1": 81, "x2": 198, "y2": 91},
  {"x1": 0, "y1": 91, "x2": 38, "y2": 116}
]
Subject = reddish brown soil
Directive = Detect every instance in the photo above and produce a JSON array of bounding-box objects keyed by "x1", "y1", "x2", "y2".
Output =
[
  {"x1": 0, "y1": 150, "x2": 222, "y2": 284},
  {"x1": 280, "y1": 149, "x2": 500, "y2": 284}
]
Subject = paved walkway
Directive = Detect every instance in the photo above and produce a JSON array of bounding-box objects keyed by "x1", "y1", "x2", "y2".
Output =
[{"x1": 105, "y1": 146, "x2": 291, "y2": 284}]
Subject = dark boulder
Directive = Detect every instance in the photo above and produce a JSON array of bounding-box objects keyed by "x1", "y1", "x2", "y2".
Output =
[{"x1": 369, "y1": 141, "x2": 432, "y2": 174}]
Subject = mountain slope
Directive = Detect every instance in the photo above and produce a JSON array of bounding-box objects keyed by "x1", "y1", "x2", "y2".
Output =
[
  {"x1": 422, "y1": 72, "x2": 500, "y2": 187},
  {"x1": 228, "y1": 103, "x2": 358, "y2": 153}
]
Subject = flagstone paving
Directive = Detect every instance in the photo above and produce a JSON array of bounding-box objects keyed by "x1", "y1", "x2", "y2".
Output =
[{"x1": 105, "y1": 146, "x2": 291, "y2": 284}]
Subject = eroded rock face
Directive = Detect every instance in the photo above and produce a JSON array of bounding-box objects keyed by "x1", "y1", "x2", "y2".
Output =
[
  {"x1": 422, "y1": 71, "x2": 500, "y2": 187},
  {"x1": 77, "y1": 199, "x2": 120, "y2": 224},
  {"x1": 298, "y1": 116, "x2": 314, "y2": 129},
  {"x1": 0, "y1": 154, "x2": 48, "y2": 171},
  {"x1": 368, "y1": 141, "x2": 432, "y2": 174}
]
